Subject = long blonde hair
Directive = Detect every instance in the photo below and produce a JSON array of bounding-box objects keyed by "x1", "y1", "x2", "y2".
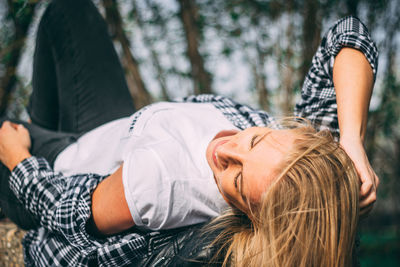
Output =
[{"x1": 207, "y1": 121, "x2": 360, "y2": 267}]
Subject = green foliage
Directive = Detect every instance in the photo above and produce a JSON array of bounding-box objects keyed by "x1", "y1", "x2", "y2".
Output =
[
  {"x1": 0, "y1": 0, "x2": 37, "y2": 116},
  {"x1": 360, "y1": 228, "x2": 400, "y2": 267},
  {"x1": 380, "y1": 74, "x2": 400, "y2": 136},
  {"x1": 6, "y1": 76, "x2": 31, "y2": 119}
]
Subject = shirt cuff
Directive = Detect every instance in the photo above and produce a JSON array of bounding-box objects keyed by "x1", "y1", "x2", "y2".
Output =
[{"x1": 9, "y1": 156, "x2": 51, "y2": 201}]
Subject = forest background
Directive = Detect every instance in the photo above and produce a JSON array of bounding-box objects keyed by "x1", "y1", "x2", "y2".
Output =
[{"x1": 0, "y1": 0, "x2": 399, "y2": 265}]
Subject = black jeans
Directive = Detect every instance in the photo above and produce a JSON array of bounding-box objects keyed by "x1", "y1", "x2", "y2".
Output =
[{"x1": 0, "y1": 0, "x2": 135, "y2": 230}]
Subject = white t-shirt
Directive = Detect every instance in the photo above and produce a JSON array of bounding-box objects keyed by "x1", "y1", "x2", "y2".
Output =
[{"x1": 54, "y1": 102, "x2": 236, "y2": 230}]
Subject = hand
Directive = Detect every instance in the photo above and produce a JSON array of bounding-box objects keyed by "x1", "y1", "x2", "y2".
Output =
[
  {"x1": 0, "y1": 121, "x2": 32, "y2": 171},
  {"x1": 340, "y1": 137, "x2": 379, "y2": 217}
]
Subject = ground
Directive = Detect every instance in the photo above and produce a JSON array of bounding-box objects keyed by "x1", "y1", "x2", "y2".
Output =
[{"x1": 0, "y1": 218, "x2": 24, "y2": 267}]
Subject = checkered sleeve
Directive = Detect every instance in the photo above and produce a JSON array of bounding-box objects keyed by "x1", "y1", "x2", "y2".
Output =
[
  {"x1": 9, "y1": 156, "x2": 105, "y2": 249},
  {"x1": 294, "y1": 16, "x2": 378, "y2": 138}
]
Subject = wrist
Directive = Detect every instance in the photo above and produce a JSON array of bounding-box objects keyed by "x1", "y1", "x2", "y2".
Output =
[
  {"x1": 339, "y1": 136, "x2": 365, "y2": 156},
  {"x1": 6, "y1": 150, "x2": 31, "y2": 171},
  {"x1": 340, "y1": 132, "x2": 364, "y2": 145}
]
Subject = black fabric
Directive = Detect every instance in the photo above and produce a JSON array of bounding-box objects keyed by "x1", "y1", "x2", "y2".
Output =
[
  {"x1": 130, "y1": 223, "x2": 225, "y2": 267},
  {"x1": 0, "y1": 163, "x2": 38, "y2": 230},
  {"x1": 29, "y1": 0, "x2": 135, "y2": 134}
]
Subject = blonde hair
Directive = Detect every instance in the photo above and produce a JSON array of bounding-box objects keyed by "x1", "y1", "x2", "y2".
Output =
[{"x1": 207, "y1": 120, "x2": 360, "y2": 267}]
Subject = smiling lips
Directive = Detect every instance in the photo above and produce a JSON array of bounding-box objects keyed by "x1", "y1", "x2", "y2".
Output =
[
  {"x1": 210, "y1": 129, "x2": 239, "y2": 168},
  {"x1": 212, "y1": 140, "x2": 228, "y2": 167}
]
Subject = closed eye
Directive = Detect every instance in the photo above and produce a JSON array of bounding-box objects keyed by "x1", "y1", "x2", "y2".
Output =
[
  {"x1": 234, "y1": 172, "x2": 245, "y2": 202},
  {"x1": 234, "y1": 172, "x2": 241, "y2": 189},
  {"x1": 250, "y1": 135, "x2": 258, "y2": 148},
  {"x1": 250, "y1": 132, "x2": 269, "y2": 149}
]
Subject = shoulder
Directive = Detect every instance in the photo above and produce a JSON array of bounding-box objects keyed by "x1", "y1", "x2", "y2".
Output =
[{"x1": 177, "y1": 94, "x2": 275, "y2": 129}]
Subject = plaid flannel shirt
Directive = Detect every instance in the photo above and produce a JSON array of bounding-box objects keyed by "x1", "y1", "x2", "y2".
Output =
[{"x1": 9, "y1": 16, "x2": 377, "y2": 266}]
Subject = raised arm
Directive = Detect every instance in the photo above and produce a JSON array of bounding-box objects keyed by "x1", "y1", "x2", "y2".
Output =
[
  {"x1": 294, "y1": 16, "x2": 379, "y2": 216},
  {"x1": 334, "y1": 47, "x2": 379, "y2": 215}
]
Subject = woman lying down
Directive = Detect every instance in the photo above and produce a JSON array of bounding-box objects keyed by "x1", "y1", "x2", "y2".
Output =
[{"x1": 0, "y1": 0, "x2": 379, "y2": 266}]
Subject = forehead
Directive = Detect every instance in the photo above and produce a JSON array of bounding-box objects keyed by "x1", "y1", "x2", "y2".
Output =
[
  {"x1": 264, "y1": 129, "x2": 298, "y2": 148},
  {"x1": 242, "y1": 129, "x2": 297, "y2": 203}
]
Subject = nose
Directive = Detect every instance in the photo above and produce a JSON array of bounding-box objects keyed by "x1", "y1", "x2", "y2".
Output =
[{"x1": 216, "y1": 141, "x2": 245, "y2": 170}]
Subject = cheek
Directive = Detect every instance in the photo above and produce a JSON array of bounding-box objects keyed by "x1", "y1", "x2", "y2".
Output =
[
  {"x1": 216, "y1": 175, "x2": 226, "y2": 192},
  {"x1": 217, "y1": 177, "x2": 241, "y2": 209},
  {"x1": 216, "y1": 175, "x2": 233, "y2": 196}
]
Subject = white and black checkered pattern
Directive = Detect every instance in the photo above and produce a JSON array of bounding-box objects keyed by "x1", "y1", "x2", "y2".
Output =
[
  {"x1": 9, "y1": 16, "x2": 377, "y2": 266},
  {"x1": 295, "y1": 16, "x2": 378, "y2": 138}
]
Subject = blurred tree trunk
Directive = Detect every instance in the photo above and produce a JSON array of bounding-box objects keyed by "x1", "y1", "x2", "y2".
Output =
[
  {"x1": 365, "y1": 6, "x2": 400, "y2": 217},
  {"x1": 133, "y1": 1, "x2": 170, "y2": 101},
  {"x1": 301, "y1": 0, "x2": 321, "y2": 83},
  {"x1": 366, "y1": 7, "x2": 400, "y2": 159},
  {"x1": 281, "y1": 18, "x2": 295, "y2": 114},
  {"x1": 177, "y1": 0, "x2": 212, "y2": 94},
  {"x1": 363, "y1": 0, "x2": 388, "y2": 160},
  {"x1": 245, "y1": 46, "x2": 269, "y2": 111},
  {"x1": 0, "y1": 0, "x2": 37, "y2": 116},
  {"x1": 256, "y1": 76, "x2": 269, "y2": 111},
  {"x1": 102, "y1": 0, "x2": 152, "y2": 109},
  {"x1": 253, "y1": 46, "x2": 269, "y2": 111},
  {"x1": 145, "y1": 0, "x2": 183, "y2": 95},
  {"x1": 345, "y1": 0, "x2": 359, "y2": 15},
  {"x1": 279, "y1": 1, "x2": 296, "y2": 114}
]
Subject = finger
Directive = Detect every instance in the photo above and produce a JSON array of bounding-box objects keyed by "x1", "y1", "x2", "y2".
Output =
[
  {"x1": 16, "y1": 124, "x2": 26, "y2": 131},
  {"x1": 359, "y1": 192, "x2": 377, "y2": 208},
  {"x1": 0, "y1": 121, "x2": 14, "y2": 131},
  {"x1": 18, "y1": 125, "x2": 30, "y2": 137},
  {"x1": 9, "y1": 122, "x2": 20, "y2": 130},
  {"x1": 357, "y1": 165, "x2": 370, "y2": 182},
  {"x1": 4, "y1": 121, "x2": 18, "y2": 129},
  {"x1": 1, "y1": 120, "x2": 10, "y2": 128},
  {"x1": 360, "y1": 204, "x2": 373, "y2": 214},
  {"x1": 360, "y1": 179, "x2": 374, "y2": 197},
  {"x1": 374, "y1": 174, "x2": 380, "y2": 189},
  {"x1": 360, "y1": 204, "x2": 374, "y2": 218},
  {"x1": 360, "y1": 200, "x2": 374, "y2": 215}
]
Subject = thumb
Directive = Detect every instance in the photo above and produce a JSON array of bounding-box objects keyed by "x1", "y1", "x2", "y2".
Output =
[
  {"x1": 16, "y1": 124, "x2": 26, "y2": 131},
  {"x1": 1, "y1": 121, "x2": 14, "y2": 131}
]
